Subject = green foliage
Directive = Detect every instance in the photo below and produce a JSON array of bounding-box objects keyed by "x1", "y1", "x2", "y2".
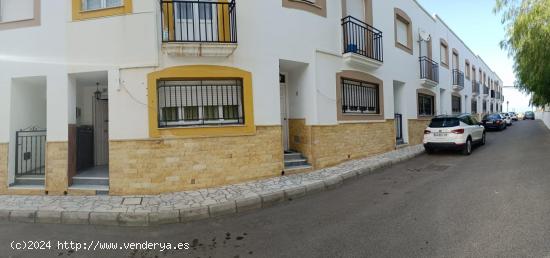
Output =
[{"x1": 494, "y1": 0, "x2": 550, "y2": 106}]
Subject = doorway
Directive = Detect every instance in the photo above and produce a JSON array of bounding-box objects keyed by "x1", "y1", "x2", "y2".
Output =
[
  {"x1": 70, "y1": 72, "x2": 110, "y2": 191},
  {"x1": 280, "y1": 73, "x2": 289, "y2": 151}
]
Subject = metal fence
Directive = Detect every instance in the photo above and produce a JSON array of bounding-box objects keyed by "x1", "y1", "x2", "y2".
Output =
[
  {"x1": 452, "y1": 69, "x2": 464, "y2": 88},
  {"x1": 342, "y1": 16, "x2": 383, "y2": 62},
  {"x1": 161, "y1": 0, "x2": 237, "y2": 43},
  {"x1": 157, "y1": 79, "x2": 245, "y2": 127},
  {"x1": 15, "y1": 129, "x2": 46, "y2": 176},
  {"x1": 419, "y1": 56, "x2": 439, "y2": 83},
  {"x1": 341, "y1": 78, "x2": 379, "y2": 114}
]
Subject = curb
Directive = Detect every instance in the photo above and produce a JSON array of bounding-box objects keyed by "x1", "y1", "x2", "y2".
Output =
[{"x1": 0, "y1": 146, "x2": 424, "y2": 227}]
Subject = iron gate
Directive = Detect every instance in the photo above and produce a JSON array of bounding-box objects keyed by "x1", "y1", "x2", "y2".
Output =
[
  {"x1": 15, "y1": 128, "x2": 46, "y2": 176},
  {"x1": 395, "y1": 114, "x2": 404, "y2": 145}
]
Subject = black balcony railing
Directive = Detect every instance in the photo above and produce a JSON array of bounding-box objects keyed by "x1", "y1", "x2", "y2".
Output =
[
  {"x1": 452, "y1": 69, "x2": 464, "y2": 88},
  {"x1": 342, "y1": 16, "x2": 383, "y2": 62},
  {"x1": 161, "y1": 0, "x2": 237, "y2": 43},
  {"x1": 419, "y1": 56, "x2": 439, "y2": 83}
]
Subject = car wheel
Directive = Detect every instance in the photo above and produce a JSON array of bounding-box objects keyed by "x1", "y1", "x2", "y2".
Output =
[
  {"x1": 481, "y1": 132, "x2": 486, "y2": 145},
  {"x1": 462, "y1": 138, "x2": 472, "y2": 155}
]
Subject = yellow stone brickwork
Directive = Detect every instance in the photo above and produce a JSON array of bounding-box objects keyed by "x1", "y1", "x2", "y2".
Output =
[
  {"x1": 288, "y1": 119, "x2": 313, "y2": 162},
  {"x1": 45, "y1": 142, "x2": 69, "y2": 195},
  {"x1": 310, "y1": 121, "x2": 396, "y2": 169},
  {"x1": 408, "y1": 119, "x2": 430, "y2": 145},
  {"x1": 109, "y1": 126, "x2": 284, "y2": 195}
]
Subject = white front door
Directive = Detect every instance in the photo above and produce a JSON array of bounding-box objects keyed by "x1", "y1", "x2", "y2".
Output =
[
  {"x1": 346, "y1": 0, "x2": 365, "y2": 21},
  {"x1": 94, "y1": 99, "x2": 109, "y2": 166},
  {"x1": 280, "y1": 76, "x2": 289, "y2": 151}
]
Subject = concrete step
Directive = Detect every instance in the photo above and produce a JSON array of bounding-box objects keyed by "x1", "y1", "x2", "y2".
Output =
[
  {"x1": 284, "y1": 152, "x2": 303, "y2": 160},
  {"x1": 14, "y1": 175, "x2": 45, "y2": 186},
  {"x1": 284, "y1": 158, "x2": 309, "y2": 167},
  {"x1": 284, "y1": 164, "x2": 313, "y2": 172},
  {"x1": 72, "y1": 176, "x2": 109, "y2": 186},
  {"x1": 69, "y1": 184, "x2": 109, "y2": 192}
]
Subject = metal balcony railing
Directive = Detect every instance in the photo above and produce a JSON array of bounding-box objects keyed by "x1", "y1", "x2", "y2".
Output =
[
  {"x1": 472, "y1": 81, "x2": 480, "y2": 94},
  {"x1": 342, "y1": 16, "x2": 383, "y2": 62},
  {"x1": 419, "y1": 56, "x2": 439, "y2": 83},
  {"x1": 452, "y1": 69, "x2": 464, "y2": 89},
  {"x1": 161, "y1": 0, "x2": 237, "y2": 43}
]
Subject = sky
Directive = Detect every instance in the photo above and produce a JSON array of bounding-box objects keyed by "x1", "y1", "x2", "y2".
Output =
[{"x1": 415, "y1": 0, "x2": 533, "y2": 112}]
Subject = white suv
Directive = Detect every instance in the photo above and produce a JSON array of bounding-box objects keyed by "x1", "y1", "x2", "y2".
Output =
[{"x1": 423, "y1": 114, "x2": 486, "y2": 155}]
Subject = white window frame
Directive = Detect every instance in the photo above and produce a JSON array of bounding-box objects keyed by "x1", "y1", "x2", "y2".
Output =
[{"x1": 81, "y1": 0, "x2": 123, "y2": 12}]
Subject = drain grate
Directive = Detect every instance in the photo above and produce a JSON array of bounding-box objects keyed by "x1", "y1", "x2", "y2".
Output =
[{"x1": 122, "y1": 197, "x2": 143, "y2": 205}]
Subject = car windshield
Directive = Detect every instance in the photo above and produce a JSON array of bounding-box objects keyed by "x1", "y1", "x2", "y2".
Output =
[
  {"x1": 484, "y1": 114, "x2": 501, "y2": 120},
  {"x1": 429, "y1": 117, "x2": 460, "y2": 128}
]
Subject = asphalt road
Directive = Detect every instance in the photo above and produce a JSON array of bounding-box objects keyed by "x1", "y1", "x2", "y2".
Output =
[{"x1": 2, "y1": 120, "x2": 550, "y2": 258}]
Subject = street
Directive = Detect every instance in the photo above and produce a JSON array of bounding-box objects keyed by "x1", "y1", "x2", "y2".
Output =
[{"x1": 2, "y1": 120, "x2": 550, "y2": 258}]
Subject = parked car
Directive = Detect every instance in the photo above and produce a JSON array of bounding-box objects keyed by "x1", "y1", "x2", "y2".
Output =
[
  {"x1": 423, "y1": 114, "x2": 486, "y2": 155},
  {"x1": 508, "y1": 112, "x2": 518, "y2": 121},
  {"x1": 501, "y1": 113, "x2": 513, "y2": 126},
  {"x1": 517, "y1": 112, "x2": 525, "y2": 120},
  {"x1": 482, "y1": 113, "x2": 507, "y2": 131},
  {"x1": 524, "y1": 111, "x2": 535, "y2": 120}
]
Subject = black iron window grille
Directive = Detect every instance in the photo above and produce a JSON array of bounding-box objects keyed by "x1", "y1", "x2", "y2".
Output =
[
  {"x1": 419, "y1": 56, "x2": 439, "y2": 82},
  {"x1": 161, "y1": 0, "x2": 237, "y2": 43},
  {"x1": 342, "y1": 16, "x2": 383, "y2": 62},
  {"x1": 418, "y1": 93, "x2": 434, "y2": 116},
  {"x1": 341, "y1": 78, "x2": 379, "y2": 114},
  {"x1": 452, "y1": 95, "x2": 461, "y2": 114},
  {"x1": 157, "y1": 79, "x2": 244, "y2": 128}
]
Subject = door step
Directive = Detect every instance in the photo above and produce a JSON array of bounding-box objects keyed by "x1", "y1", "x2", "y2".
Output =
[
  {"x1": 284, "y1": 151, "x2": 312, "y2": 171},
  {"x1": 72, "y1": 176, "x2": 109, "y2": 186},
  {"x1": 14, "y1": 175, "x2": 45, "y2": 186}
]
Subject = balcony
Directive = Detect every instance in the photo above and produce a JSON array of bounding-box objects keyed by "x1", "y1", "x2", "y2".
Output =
[
  {"x1": 452, "y1": 69, "x2": 464, "y2": 91},
  {"x1": 342, "y1": 16, "x2": 383, "y2": 70},
  {"x1": 472, "y1": 81, "x2": 480, "y2": 96},
  {"x1": 419, "y1": 56, "x2": 439, "y2": 88},
  {"x1": 160, "y1": 0, "x2": 238, "y2": 57},
  {"x1": 483, "y1": 85, "x2": 489, "y2": 96}
]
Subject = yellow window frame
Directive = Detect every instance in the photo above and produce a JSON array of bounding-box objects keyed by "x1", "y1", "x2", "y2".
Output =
[
  {"x1": 147, "y1": 65, "x2": 256, "y2": 138},
  {"x1": 72, "y1": 0, "x2": 133, "y2": 21}
]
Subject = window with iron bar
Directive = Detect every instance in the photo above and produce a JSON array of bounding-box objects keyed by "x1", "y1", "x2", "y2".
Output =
[
  {"x1": 157, "y1": 79, "x2": 244, "y2": 128},
  {"x1": 341, "y1": 78, "x2": 379, "y2": 115}
]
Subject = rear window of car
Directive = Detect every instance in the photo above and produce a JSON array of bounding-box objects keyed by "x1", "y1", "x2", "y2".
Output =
[
  {"x1": 429, "y1": 118, "x2": 460, "y2": 128},
  {"x1": 483, "y1": 114, "x2": 501, "y2": 120}
]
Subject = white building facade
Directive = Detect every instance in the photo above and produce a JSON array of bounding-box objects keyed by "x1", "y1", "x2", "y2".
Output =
[{"x1": 0, "y1": 0, "x2": 503, "y2": 195}]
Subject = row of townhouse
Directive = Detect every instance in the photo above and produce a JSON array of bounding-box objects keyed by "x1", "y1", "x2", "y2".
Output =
[{"x1": 0, "y1": 0, "x2": 504, "y2": 196}]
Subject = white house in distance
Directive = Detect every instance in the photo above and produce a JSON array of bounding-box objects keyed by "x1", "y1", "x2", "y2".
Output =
[{"x1": 0, "y1": 0, "x2": 503, "y2": 196}]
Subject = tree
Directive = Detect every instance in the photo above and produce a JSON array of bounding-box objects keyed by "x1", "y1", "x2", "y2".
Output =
[{"x1": 494, "y1": 0, "x2": 550, "y2": 106}]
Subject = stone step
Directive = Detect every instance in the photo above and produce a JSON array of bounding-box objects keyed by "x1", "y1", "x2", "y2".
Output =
[
  {"x1": 14, "y1": 175, "x2": 45, "y2": 186},
  {"x1": 72, "y1": 176, "x2": 109, "y2": 186},
  {"x1": 69, "y1": 184, "x2": 109, "y2": 192},
  {"x1": 284, "y1": 152, "x2": 303, "y2": 160},
  {"x1": 284, "y1": 158, "x2": 309, "y2": 167},
  {"x1": 284, "y1": 164, "x2": 313, "y2": 172}
]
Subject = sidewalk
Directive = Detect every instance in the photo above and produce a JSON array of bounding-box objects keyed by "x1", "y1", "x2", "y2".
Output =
[{"x1": 0, "y1": 145, "x2": 424, "y2": 226}]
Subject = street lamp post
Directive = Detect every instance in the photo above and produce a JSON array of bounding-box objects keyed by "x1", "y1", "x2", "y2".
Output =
[{"x1": 507, "y1": 101, "x2": 509, "y2": 112}]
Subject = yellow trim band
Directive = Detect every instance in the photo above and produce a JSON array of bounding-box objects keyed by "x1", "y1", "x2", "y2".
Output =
[
  {"x1": 72, "y1": 0, "x2": 133, "y2": 21},
  {"x1": 147, "y1": 65, "x2": 256, "y2": 138}
]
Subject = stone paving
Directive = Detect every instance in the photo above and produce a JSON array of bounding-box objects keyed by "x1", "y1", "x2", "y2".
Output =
[{"x1": 0, "y1": 145, "x2": 424, "y2": 226}]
